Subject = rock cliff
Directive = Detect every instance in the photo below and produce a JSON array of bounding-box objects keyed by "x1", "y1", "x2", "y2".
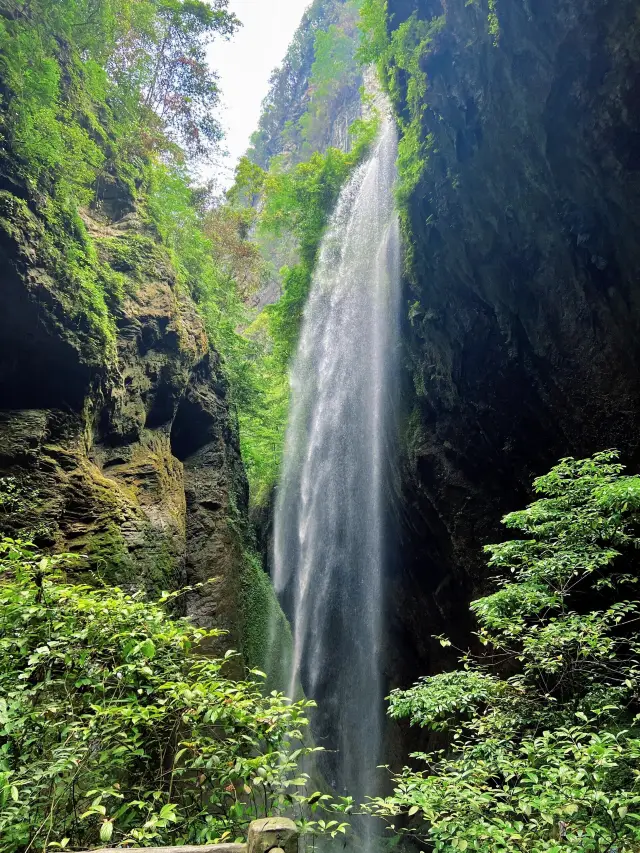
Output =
[
  {"x1": 0, "y1": 181, "x2": 249, "y2": 655},
  {"x1": 383, "y1": 0, "x2": 640, "y2": 685}
]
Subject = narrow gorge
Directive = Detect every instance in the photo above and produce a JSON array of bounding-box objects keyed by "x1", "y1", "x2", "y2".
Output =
[{"x1": 1, "y1": 0, "x2": 640, "y2": 851}]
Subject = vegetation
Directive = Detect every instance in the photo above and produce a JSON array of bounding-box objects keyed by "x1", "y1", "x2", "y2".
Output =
[
  {"x1": 367, "y1": 451, "x2": 640, "y2": 852},
  {"x1": 0, "y1": 0, "x2": 244, "y2": 365},
  {"x1": 247, "y1": 0, "x2": 362, "y2": 169},
  {"x1": 0, "y1": 536, "x2": 305, "y2": 849},
  {"x1": 260, "y1": 116, "x2": 378, "y2": 364},
  {"x1": 144, "y1": 160, "x2": 253, "y2": 391},
  {"x1": 0, "y1": 532, "x2": 356, "y2": 851},
  {"x1": 229, "y1": 114, "x2": 378, "y2": 503},
  {"x1": 358, "y1": 0, "x2": 501, "y2": 227},
  {"x1": 214, "y1": 0, "x2": 384, "y2": 504},
  {"x1": 4, "y1": 6, "x2": 640, "y2": 853},
  {"x1": 0, "y1": 7, "x2": 372, "y2": 839},
  {"x1": 240, "y1": 549, "x2": 293, "y2": 692},
  {"x1": 359, "y1": 0, "x2": 445, "y2": 213}
]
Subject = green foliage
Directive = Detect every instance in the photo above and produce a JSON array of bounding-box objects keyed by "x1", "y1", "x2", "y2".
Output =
[
  {"x1": 227, "y1": 116, "x2": 378, "y2": 503},
  {"x1": 0, "y1": 0, "x2": 239, "y2": 179},
  {"x1": 296, "y1": 1, "x2": 362, "y2": 159},
  {"x1": 359, "y1": 8, "x2": 445, "y2": 211},
  {"x1": 487, "y1": 0, "x2": 501, "y2": 42},
  {"x1": 311, "y1": 25, "x2": 357, "y2": 100},
  {"x1": 0, "y1": 6, "x2": 107, "y2": 204},
  {"x1": 0, "y1": 0, "x2": 239, "y2": 363},
  {"x1": 260, "y1": 117, "x2": 379, "y2": 365},
  {"x1": 236, "y1": 325, "x2": 290, "y2": 506},
  {"x1": 246, "y1": 0, "x2": 357, "y2": 168},
  {"x1": 240, "y1": 549, "x2": 293, "y2": 692},
  {"x1": 137, "y1": 158, "x2": 260, "y2": 410},
  {"x1": 0, "y1": 536, "x2": 333, "y2": 851},
  {"x1": 357, "y1": 0, "x2": 389, "y2": 66},
  {"x1": 109, "y1": 0, "x2": 239, "y2": 159},
  {"x1": 367, "y1": 451, "x2": 640, "y2": 852}
]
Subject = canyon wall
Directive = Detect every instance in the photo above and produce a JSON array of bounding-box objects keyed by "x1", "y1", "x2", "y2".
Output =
[
  {"x1": 0, "y1": 177, "x2": 250, "y2": 657},
  {"x1": 384, "y1": 0, "x2": 640, "y2": 685}
]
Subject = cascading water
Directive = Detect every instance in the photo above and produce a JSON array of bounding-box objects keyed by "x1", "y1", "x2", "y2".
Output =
[{"x1": 270, "y1": 112, "x2": 400, "y2": 836}]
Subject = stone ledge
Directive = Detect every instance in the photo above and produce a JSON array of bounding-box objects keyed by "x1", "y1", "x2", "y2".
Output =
[
  {"x1": 79, "y1": 817, "x2": 298, "y2": 853},
  {"x1": 86, "y1": 846, "x2": 245, "y2": 853}
]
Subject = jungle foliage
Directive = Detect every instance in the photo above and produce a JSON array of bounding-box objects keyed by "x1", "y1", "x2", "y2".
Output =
[
  {"x1": 0, "y1": 0, "x2": 246, "y2": 367},
  {"x1": 367, "y1": 451, "x2": 640, "y2": 853},
  {"x1": 0, "y1": 533, "x2": 353, "y2": 851}
]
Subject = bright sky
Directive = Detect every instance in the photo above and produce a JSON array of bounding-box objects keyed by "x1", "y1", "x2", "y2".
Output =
[{"x1": 209, "y1": 0, "x2": 312, "y2": 188}]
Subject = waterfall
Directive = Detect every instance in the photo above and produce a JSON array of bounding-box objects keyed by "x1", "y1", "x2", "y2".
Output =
[{"x1": 270, "y1": 114, "x2": 400, "y2": 831}]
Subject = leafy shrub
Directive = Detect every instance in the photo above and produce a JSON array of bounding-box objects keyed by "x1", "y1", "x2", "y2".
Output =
[
  {"x1": 0, "y1": 537, "x2": 321, "y2": 850},
  {"x1": 367, "y1": 451, "x2": 640, "y2": 852}
]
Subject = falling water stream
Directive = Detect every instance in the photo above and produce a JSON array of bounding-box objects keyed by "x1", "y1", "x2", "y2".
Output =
[{"x1": 270, "y1": 113, "x2": 400, "y2": 845}]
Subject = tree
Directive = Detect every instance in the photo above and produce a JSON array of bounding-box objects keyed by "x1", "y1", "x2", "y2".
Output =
[
  {"x1": 0, "y1": 0, "x2": 239, "y2": 188},
  {"x1": 203, "y1": 204, "x2": 265, "y2": 301},
  {"x1": 110, "y1": 0, "x2": 240, "y2": 159},
  {"x1": 367, "y1": 451, "x2": 640, "y2": 853}
]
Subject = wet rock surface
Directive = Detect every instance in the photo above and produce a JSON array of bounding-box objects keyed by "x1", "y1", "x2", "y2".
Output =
[{"x1": 385, "y1": 0, "x2": 640, "y2": 687}]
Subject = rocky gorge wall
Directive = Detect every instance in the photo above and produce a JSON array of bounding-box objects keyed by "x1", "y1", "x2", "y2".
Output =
[
  {"x1": 0, "y1": 178, "x2": 250, "y2": 658},
  {"x1": 384, "y1": 0, "x2": 640, "y2": 687}
]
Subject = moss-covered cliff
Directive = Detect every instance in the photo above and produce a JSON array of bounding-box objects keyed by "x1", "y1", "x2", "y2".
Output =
[
  {"x1": 0, "y1": 181, "x2": 254, "y2": 654},
  {"x1": 371, "y1": 0, "x2": 640, "y2": 685},
  {"x1": 0, "y1": 0, "x2": 263, "y2": 662}
]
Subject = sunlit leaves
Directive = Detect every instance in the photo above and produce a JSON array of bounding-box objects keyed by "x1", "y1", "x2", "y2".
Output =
[
  {"x1": 0, "y1": 537, "x2": 319, "y2": 851},
  {"x1": 367, "y1": 451, "x2": 640, "y2": 852}
]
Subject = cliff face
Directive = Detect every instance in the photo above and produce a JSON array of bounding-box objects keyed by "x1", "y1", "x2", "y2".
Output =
[
  {"x1": 385, "y1": 0, "x2": 640, "y2": 684},
  {"x1": 248, "y1": 0, "x2": 363, "y2": 170},
  {"x1": 0, "y1": 185, "x2": 249, "y2": 654}
]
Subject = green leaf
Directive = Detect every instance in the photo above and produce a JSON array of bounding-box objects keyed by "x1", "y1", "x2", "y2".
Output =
[
  {"x1": 100, "y1": 821, "x2": 114, "y2": 843},
  {"x1": 140, "y1": 639, "x2": 156, "y2": 659}
]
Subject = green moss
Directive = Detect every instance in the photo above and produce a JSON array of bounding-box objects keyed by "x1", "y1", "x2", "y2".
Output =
[
  {"x1": 140, "y1": 533, "x2": 183, "y2": 598},
  {"x1": 402, "y1": 405, "x2": 426, "y2": 465},
  {"x1": 240, "y1": 549, "x2": 293, "y2": 692},
  {"x1": 95, "y1": 233, "x2": 173, "y2": 290},
  {"x1": 71, "y1": 520, "x2": 181, "y2": 599},
  {"x1": 487, "y1": 0, "x2": 501, "y2": 42},
  {"x1": 0, "y1": 193, "x2": 38, "y2": 243},
  {"x1": 71, "y1": 521, "x2": 135, "y2": 586},
  {"x1": 359, "y1": 7, "x2": 447, "y2": 266},
  {"x1": 0, "y1": 190, "x2": 121, "y2": 365}
]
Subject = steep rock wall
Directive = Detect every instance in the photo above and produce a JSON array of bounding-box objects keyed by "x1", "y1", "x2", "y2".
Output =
[
  {"x1": 385, "y1": 0, "x2": 640, "y2": 685},
  {"x1": 0, "y1": 185, "x2": 249, "y2": 654}
]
